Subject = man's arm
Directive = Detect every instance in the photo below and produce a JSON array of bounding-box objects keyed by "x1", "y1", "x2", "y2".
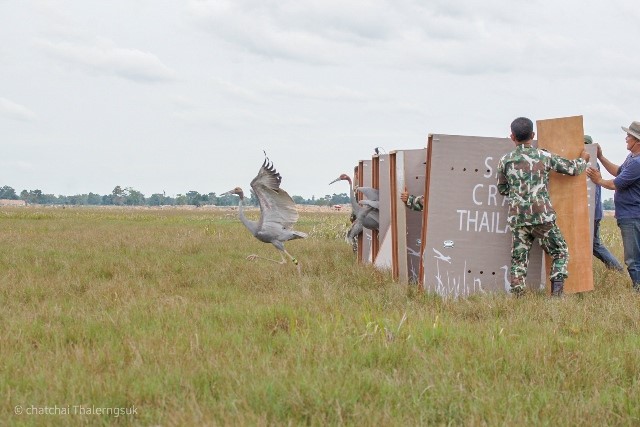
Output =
[
  {"x1": 496, "y1": 159, "x2": 509, "y2": 195},
  {"x1": 549, "y1": 149, "x2": 590, "y2": 176},
  {"x1": 586, "y1": 167, "x2": 616, "y2": 190},
  {"x1": 400, "y1": 189, "x2": 424, "y2": 211},
  {"x1": 597, "y1": 144, "x2": 620, "y2": 177}
]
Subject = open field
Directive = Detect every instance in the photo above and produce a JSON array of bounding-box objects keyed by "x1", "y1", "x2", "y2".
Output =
[{"x1": 1, "y1": 207, "x2": 639, "y2": 426}]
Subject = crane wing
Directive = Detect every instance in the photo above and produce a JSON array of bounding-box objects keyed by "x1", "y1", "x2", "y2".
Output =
[
  {"x1": 356, "y1": 186, "x2": 379, "y2": 201},
  {"x1": 358, "y1": 199, "x2": 379, "y2": 209},
  {"x1": 250, "y1": 157, "x2": 299, "y2": 231}
]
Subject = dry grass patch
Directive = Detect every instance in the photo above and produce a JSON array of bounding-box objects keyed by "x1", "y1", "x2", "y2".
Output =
[{"x1": 0, "y1": 207, "x2": 638, "y2": 425}]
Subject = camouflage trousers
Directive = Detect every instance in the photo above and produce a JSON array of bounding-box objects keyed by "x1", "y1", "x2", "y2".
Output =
[{"x1": 510, "y1": 221, "x2": 569, "y2": 287}]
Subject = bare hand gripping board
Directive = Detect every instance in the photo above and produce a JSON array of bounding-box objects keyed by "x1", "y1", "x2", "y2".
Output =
[
  {"x1": 421, "y1": 134, "x2": 545, "y2": 296},
  {"x1": 536, "y1": 116, "x2": 594, "y2": 294}
]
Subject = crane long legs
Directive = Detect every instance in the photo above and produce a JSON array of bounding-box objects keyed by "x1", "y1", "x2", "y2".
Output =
[{"x1": 247, "y1": 249, "x2": 302, "y2": 274}]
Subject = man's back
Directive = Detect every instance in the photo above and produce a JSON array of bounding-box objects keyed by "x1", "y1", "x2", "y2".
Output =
[{"x1": 498, "y1": 145, "x2": 586, "y2": 226}]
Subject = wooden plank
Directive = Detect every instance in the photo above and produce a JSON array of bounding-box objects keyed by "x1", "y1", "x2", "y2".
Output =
[
  {"x1": 390, "y1": 151, "x2": 408, "y2": 283},
  {"x1": 374, "y1": 154, "x2": 393, "y2": 270},
  {"x1": 371, "y1": 156, "x2": 380, "y2": 261},
  {"x1": 418, "y1": 136, "x2": 433, "y2": 287},
  {"x1": 401, "y1": 149, "x2": 427, "y2": 283},
  {"x1": 388, "y1": 149, "x2": 425, "y2": 283},
  {"x1": 536, "y1": 116, "x2": 593, "y2": 294},
  {"x1": 357, "y1": 160, "x2": 373, "y2": 264}
]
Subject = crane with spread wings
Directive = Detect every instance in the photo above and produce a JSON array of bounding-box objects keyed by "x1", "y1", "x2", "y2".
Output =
[{"x1": 223, "y1": 154, "x2": 307, "y2": 273}]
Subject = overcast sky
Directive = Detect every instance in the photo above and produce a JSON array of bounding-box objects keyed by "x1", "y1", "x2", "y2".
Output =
[{"x1": 1, "y1": 1, "x2": 638, "y2": 199}]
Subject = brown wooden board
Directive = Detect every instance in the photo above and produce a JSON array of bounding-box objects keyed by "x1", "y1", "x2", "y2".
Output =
[
  {"x1": 373, "y1": 154, "x2": 392, "y2": 270},
  {"x1": 418, "y1": 138, "x2": 432, "y2": 285},
  {"x1": 389, "y1": 149, "x2": 426, "y2": 283},
  {"x1": 536, "y1": 116, "x2": 594, "y2": 294},
  {"x1": 371, "y1": 156, "x2": 380, "y2": 261},
  {"x1": 389, "y1": 152, "x2": 405, "y2": 281},
  {"x1": 421, "y1": 134, "x2": 545, "y2": 296},
  {"x1": 357, "y1": 160, "x2": 373, "y2": 264}
]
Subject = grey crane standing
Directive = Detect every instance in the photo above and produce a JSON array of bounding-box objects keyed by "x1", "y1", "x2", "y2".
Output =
[
  {"x1": 223, "y1": 154, "x2": 307, "y2": 273},
  {"x1": 329, "y1": 174, "x2": 379, "y2": 250}
]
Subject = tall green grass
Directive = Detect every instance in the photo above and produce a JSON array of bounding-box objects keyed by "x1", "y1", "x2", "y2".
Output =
[{"x1": 1, "y1": 207, "x2": 638, "y2": 426}]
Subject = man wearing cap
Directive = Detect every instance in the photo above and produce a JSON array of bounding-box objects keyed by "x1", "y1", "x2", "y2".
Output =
[
  {"x1": 498, "y1": 117, "x2": 590, "y2": 297},
  {"x1": 587, "y1": 121, "x2": 640, "y2": 291},
  {"x1": 584, "y1": 134, "x2": 624, "y2": 272}
]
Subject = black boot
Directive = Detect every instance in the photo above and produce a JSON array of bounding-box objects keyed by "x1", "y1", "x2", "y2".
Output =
[{"x1": 551, "y1": 279, "x2": 564, "y2": 297}]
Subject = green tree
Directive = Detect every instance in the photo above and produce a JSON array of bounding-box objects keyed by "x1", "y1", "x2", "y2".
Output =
[
  {"x1": 87, "y1": 193, "x2": 102, "y2": 205},
  {"x1": 124, "y1": 187, "x2": 145, "y2": 206},
  {"x1": 111, "y1": 186, "x2": 125, "y2": 206},
  {"x1": 20, "y1": 189, "x2": 45, "y2": 204},
  {"x1": 148, "y1": 193, "x2": 174, "y2": 206},
  {"x1": 602, "y1": 198, "x2": 614, "y2": 210},
  {"x1": 68, "y1": 194, "x2": 89, "y2": 205},
  {"x1": 216, "y1": 193, "x2": 238, "y2": 206},
  {"x1": 328, "y1": 193, "x2": 349, "y2": 205},
  {"x1": 185, "y1": 190, "x2": 204, "y2": 206},
  {"x1": 0, "y1": 185, "x2": 18, "y2": 199}
]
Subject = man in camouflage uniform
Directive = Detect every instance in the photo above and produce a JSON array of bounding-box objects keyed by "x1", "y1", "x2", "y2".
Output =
[{"x1": 497, "y1": 117, "x2": 590, "y2": 296}]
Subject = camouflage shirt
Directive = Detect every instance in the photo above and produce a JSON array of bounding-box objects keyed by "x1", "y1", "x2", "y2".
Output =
[
  {"x1": 497, "y1": 144, "x2": 587, "y2": 227},
  {"x1": 405, "y1": 194, "x2": 424, "y2": 212}
]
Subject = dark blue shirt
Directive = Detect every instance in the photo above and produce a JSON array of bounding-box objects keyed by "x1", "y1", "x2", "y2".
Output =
[{"x1": 613, "y1": 154, "x2": 640, "y2": 219}]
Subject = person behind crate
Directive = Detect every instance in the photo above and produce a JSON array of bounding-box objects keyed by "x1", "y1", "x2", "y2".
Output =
[
  {"x1": 584, "y1": 134, "x2": 624, "y2": 271},
  {"x1": 587, "y1": 121, "x2": 640, "y2": 291}
]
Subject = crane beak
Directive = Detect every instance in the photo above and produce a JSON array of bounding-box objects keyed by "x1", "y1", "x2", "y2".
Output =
[{"x1": 328, "y1": 177, "x2": 341, "y2": 185}]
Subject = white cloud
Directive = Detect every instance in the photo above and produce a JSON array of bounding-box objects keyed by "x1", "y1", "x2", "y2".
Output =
[
  {"x1": 36, "y1": 38, "x2": 177, "y2": 83},
  {"x1": 0, "y1": 160, "x2": 35, "y2": 172},
  {"x1": 212, "y1": 79, "x2": 263, "y2": 103},
  {"x1": 187, "y1": 0, "x2": 403, "y2": 64},
  {"x1": 185, "y1": 0, "x2": 523, "y2": 76},
  {"x1": 0, "y1": 98, "x2": 36, "y2": 122},
  {"x1": 1, "y1": 0, "x2": 639, "y2": 198},
  {"x1": 186, "y1": 0, "x2": 639, "y2": 79},
  {"x1": 173, "y1": 105, "x2": 315, "y2": 128},
  {"x1": 262, "y1": 80, "x2": 376, "y2": 102}
]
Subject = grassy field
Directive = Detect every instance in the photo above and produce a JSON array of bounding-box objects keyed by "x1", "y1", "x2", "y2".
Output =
[{"x1": 1, "y1": 206, "x2": 639, "y2": 426}]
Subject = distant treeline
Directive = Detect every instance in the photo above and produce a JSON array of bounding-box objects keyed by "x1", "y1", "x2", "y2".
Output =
[
  {"x1": 0, "y1": 185, "x2": 351, "y2": 207},
  {"x1": 602, "y1": 198, "x2": 614, "y2": 210}
]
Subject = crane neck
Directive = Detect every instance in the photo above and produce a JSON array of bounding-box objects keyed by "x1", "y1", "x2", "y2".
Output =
[
  {"x1": 346, "y1": 176, "x2": 359, "y2": 212},
  {"x1": 236, "y1": 194, "x2": 257, "y2": 234}
]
